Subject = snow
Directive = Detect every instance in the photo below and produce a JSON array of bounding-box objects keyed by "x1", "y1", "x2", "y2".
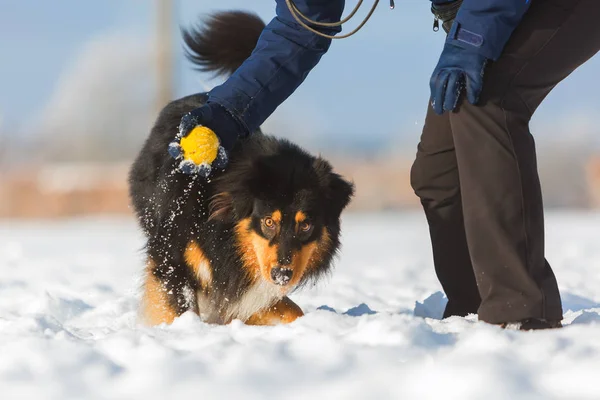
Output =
[{"x1": 1, "y1": 211, "x2": 600, "y2": 399}]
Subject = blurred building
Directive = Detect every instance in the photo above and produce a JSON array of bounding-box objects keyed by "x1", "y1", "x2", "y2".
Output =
[
  {"x1": 587, "y1": 156, "x2": 600, "y2": 209},
  {"x1": 0, "y1": 158, "x2": 419, "y2": 219},
  {"x1": 0, "y1": 163, "x2": 131, "y2": 219},
  {"x1": 3, "y1": 155, "x2": 600, "y2": 219}
]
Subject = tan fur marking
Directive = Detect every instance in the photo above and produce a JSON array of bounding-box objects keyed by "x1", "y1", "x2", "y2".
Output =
[
  {"x1": 271, "y1": 210, "x2": 282, "y2": 224},
  {"x1": 235, "y1": 218, "x2": 280, "y2": 283},
  {"x1": 141, "y1": 261, "x2": 177, "y2": 326},
  {"x1": 184, "y1": 241, "x2": 202, "y2": 276},
  {"x1": 288, "y1": 241, "x2": 317, "y2": 287},
  {"x1": 287, "y1": 228, "x2": 332, "y2": 286},
  {"x1": 252, "y1": 232, "x2": 279, "y2": 279},
  {"x1": 184, "y1": 241, "x2": 212, "y2": 289},
  {"x1": 235, "y1": 218, "x2": 263, "y2": 280},
  {"x1": 245, "y1": 297, "x2": 304, "y2": 325},
  {"x1": 295, "y1": 211, "x2": 307, "y2": 224},
  {"x1": 306, "y1": 228, "x2": 333, "y2": 271}
]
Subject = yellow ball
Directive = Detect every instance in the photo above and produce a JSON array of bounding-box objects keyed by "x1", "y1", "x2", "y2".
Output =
[{"x1": 179, "y1": 126, "x2": 220, "y2": 165}]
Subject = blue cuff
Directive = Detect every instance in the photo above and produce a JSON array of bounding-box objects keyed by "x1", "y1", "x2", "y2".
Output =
[
  {"x1": 448, "y1": 21, "x2": 484, "y2": 47},
  {"x1": 446, "y1": 20, "x2": 493, "y2": 59}
]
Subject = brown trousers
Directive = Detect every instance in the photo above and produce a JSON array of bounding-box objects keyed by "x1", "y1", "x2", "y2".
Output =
[{"x1": 411, "y1": 0, "x2": 600, "y2": 323}]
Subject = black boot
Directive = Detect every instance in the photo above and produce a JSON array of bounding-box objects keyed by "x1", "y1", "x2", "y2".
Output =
[{"x1": 499, "y1": 318, "x2": 563, "y2": 331}]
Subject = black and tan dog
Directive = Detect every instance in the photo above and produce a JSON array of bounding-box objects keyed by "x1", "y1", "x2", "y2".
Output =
[{"x1": 129, "y1": 11, "x2": 354, "y2": 326}]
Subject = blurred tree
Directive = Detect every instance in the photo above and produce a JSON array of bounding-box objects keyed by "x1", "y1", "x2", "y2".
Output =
[
  {"x1": 156, "y1": 0, "x2": 174, "y2": 113},
  {"x1": 33, "y1": 33, "x2": 156, "y2": 163}
]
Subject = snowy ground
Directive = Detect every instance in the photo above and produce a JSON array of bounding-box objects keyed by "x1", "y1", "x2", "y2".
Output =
[{"x1": 1, "y1": 211, "x2": 600, "y2": 400}]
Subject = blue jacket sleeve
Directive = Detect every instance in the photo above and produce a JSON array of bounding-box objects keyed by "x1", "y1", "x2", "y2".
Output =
[
  {"x1": 207, "y1": 0, "x2": 345, "y2": 135},
  {"x1": 446, "y1": 0, "x2": 531, "y2": 60}
]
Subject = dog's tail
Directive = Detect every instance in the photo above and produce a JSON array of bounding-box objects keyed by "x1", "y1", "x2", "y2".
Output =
[{"x1": 182, "y1": 11, "x2": 266, "y2": 77}]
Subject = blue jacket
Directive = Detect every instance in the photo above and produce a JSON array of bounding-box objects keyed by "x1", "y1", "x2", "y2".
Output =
[
  {"x1": 207, "y1": 0, "x2": 530, "y2": 139},
  {"x1": 208, "y1": 0, "x2": 345, "y2": 138},
  {"x1": 439, "y1": 0, "x2": 531, "y2": 60}
]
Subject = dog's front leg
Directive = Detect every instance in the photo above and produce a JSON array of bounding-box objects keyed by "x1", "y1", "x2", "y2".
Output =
[
  {"x1": 245, "y1": 297, "x2": 304, "y2": 326},
  {"x1": 140, "y1": 259, "x2": 199, "y2": 326}
]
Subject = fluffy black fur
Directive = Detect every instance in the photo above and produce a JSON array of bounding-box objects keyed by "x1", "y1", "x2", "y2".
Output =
[
  {"x1": 129, "y1": 11, "x2": 354, "y2": 323},
  {"x1": 182, "y1": 11, "x2": 266, "y2": 77}
]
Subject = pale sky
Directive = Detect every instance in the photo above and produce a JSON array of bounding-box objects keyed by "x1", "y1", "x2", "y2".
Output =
[{"x1": 1, "y1": 0, "x2": 599, "y2": 152}]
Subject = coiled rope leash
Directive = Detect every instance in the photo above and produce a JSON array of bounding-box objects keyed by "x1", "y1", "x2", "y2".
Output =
[{"x1": 284, "y1": 0, "x2": 395, "y2": 40}]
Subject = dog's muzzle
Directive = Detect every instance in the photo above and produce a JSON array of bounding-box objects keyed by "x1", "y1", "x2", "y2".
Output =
[{"x1": 271, "y1": 267, "x2": 293, "y2": 286}]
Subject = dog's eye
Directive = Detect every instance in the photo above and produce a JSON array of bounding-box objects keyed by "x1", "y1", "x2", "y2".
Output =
[
  {"x1": 264, "y1": 217, "x2": 275, "y2": 229},
  {"x1": 299, "y1": 221, "x2": 312, "y2": 232}
]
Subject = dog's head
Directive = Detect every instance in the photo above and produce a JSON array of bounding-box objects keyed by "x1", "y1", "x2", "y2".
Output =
[{"x1": 209, "y1": 138, "x2": 354, "y2": 289}]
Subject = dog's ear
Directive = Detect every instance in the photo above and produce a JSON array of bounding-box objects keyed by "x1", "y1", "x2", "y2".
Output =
[
  {"x1": 328, "y1": 172, "x2": 354, "y2": 215},
  {"x1": 208, "y1": 190, "x2": 254, "y2": 222},
  {"x1": 230, "y1": 193, "x2": 254, "y2": 221},
  {"x1": 313, "y1": 158, "x2": 354, "y2": 218},
  {"x1": 208, "y1": 192, "x2": 233, "y2": 222}
]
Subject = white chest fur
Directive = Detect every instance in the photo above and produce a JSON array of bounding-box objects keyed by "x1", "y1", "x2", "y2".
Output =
[{"x1": 224, "y1": 280, "x2": 288, "y2": 323}]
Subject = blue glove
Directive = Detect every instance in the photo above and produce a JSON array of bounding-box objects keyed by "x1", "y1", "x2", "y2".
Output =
[
  {"x1": 169, "y1": 102, "x2": 246, "y2": 177},
  {"x1": 429, "y1": 42, "x2": 488, "y2": 115}
]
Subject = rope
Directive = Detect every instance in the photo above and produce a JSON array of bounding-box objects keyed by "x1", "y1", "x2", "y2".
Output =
[{"x1": 284, "y1": 0, "x2": 393, "y2": 40}]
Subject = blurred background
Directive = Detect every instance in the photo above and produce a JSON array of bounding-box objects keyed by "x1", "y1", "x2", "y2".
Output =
[{"x1": 1, "y1": 0, "x2": 600, "y2": 219}]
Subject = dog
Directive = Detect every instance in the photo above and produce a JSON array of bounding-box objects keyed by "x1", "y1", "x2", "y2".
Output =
[{"x1": 128, "y1": 11, "x2": 354, "y2": 326}]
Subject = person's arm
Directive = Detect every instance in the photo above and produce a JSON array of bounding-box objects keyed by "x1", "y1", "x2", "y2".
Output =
[
  {"x1": 209, "y1": 0, "x2": 345, "y2": 136},
  {"x1": 445, "y1": 0, "x2": 531, "y2": 60},
  {"x1": 172, "y1": 0, "x2": 345, "y2": 176}
]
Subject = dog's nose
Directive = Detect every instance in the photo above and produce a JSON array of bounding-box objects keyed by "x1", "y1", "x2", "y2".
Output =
[{"x1": 270, "y1": 267, "x2": 293, "y2": 286}]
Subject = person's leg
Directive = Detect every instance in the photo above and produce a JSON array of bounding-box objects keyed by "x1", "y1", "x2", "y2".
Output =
[
  {"x1": 449, "y1": 0, "x2": 600, "y2": 324},
  {"x1": 411, "y1": 106, "x2": 481, "y2": 318}
]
